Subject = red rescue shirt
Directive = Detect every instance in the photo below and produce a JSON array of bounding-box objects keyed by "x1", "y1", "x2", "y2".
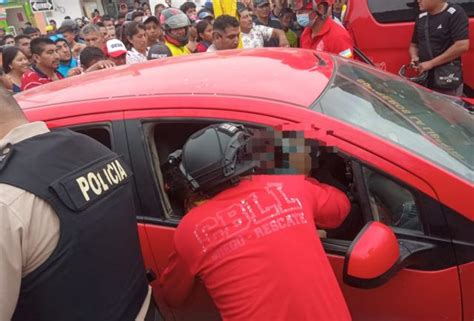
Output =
[
  {"x1": 21, "y1": 66, "x2": 63, "y2": 91},
  {"x1": 160, "y1": 175, "x2": 352, "y2": 321},
  {"x1": 300, "y1": 18, "x2": 354, "y2": 58}
]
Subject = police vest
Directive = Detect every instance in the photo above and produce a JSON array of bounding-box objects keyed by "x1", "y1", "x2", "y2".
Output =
[
  {"x1": 165, "y1": 41, "x2": 191, "y2": 56},
  {"x1": 0, "y1": 129, "x2": 148, "y2": 321}
]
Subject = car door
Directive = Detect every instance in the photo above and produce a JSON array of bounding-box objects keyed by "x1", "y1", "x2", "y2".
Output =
[
  {"x1": 316, "y1": 132, "x2": 463, "y2": 321},
  {"x1": 344, "y1": 0, "x2": 474, "y2": 95}
]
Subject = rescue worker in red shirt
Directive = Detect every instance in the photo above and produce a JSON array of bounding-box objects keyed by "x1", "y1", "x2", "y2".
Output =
[
  {"x1": 160, "y1": 123, "x2": 352, "y2": 321},
  {"x1": 297, "y1": 0, "x2": 354, "y2": 58}
]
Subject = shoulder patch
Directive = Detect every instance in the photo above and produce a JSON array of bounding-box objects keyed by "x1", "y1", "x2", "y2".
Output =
[
  {"x1": 419, "y1": 12, "x2": 428, "y2": 18},
  {"x1": 50, "y1": 155, "x2": 132, "y2": 211},
  {"x1": 447, "y1": 7, "x2": 456, "y2": 14}
]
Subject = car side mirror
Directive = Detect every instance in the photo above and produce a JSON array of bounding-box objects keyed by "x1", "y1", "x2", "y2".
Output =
[
  {"x1": 343, "y1": 221, "x2": 400, "y2": 288},
  {"x1": 343, "y1": 221, "x2": 434, "y2": 289}
]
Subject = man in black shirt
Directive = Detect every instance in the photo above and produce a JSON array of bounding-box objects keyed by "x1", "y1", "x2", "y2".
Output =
[
  {"x1": 409, "y1": 0, "x2": 469, "y2": 96},
  {"x1": 253, "y1": 0, "x2": 283, "y2": 47}
]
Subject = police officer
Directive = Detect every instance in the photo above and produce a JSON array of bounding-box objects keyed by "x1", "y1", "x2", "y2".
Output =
[
  {"x1": 297, "y1": 0, "x2": 354, "y2": 59},
  {"x1": 0, "y1": 88, "x2": 157, "y2": 321},
  {"x1": 160, "y1": 123, "x2": 352, "y2": 321}
]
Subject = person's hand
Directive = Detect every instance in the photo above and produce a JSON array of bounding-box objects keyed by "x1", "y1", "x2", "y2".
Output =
[
  {"x1": 86, "y1": 59, "x2": 116, "y2": 72},
  {"x1": 72, "y1": 43, "x2": 86, "y2": 58},
  {"x1": 418, "y1": 60, "x2": 434, "y2": 73},
  {"x1": 410, "y1": 55, "x2": 419, "y2": 67},
  {"x1": 67, "y1": 67, "x2": 83, "y2": 77},
  {"x1": 186, "y1": 40, "x2": 197, "y2": 53},
  {"x1": 279, "y1": 37, "x2": 290, "y2": 48}
]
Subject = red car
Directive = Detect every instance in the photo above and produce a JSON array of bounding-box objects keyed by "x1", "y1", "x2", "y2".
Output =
[
  {"x1": 18, "y1": 49, "x2": 473, "y2": 321},
  {"x1": 344, "y1": 0, "x2": 474, "y2": 97}
]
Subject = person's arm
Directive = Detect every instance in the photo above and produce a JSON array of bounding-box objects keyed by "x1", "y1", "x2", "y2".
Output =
[
  {"x1": 85, "y1": 59, "x2": 115, "y2": 72},
  {"x1": 409, "y1": 43, "x2": 420, "y2": 65},
  {"x1": 271, "y1": 28, "x2": 289, "y2": 47},
  {"x1": 418, "y1": 40, "x2": 469, "y2": 73},
  {"x1": 159, "y1": 249, "x2": 196, "y2": 307},
  {"x1": 0, "y1": 204, "x2": 23, "y2": 321},
  {"x1": 305, "y1": 177, "x2": 351, "y2": 229}
]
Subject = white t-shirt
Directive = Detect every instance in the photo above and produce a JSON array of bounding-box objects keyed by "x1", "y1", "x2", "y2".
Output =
[
  {"x1": 126, "y1": 47, "x2": 149, "y2": 65},
  {"x1": 241, "y1": 24, "x2": 274, "y2": 49}
]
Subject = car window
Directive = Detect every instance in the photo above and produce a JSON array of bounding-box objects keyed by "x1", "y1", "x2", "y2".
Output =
[
  {"x1": 69, "y1": 126, "x2": 112, "y2": 149},
  {"x1": 362, "y1": 167, "x2": 422, "y2": 232},
  {"x1": 368, "y1": 0, "x2": 474, "y2": 23},
  {"x1": 312, "y1": 57, "x2": 474, "y2": 183},
  {"x1": 146, "y1": 120, "x2": 365, "y2": 241}
]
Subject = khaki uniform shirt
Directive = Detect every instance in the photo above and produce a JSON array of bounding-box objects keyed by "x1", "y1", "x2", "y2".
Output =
[{"x1": 0, "y1": 122, "x2": 150, "y2": 321}]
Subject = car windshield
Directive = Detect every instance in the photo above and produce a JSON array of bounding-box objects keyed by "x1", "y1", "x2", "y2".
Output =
[{"x1": 311, "y1": 57, "x2": 474, "y2": 183}]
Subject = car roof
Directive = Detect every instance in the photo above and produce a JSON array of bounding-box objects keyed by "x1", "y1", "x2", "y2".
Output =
[{"x1": 16, "y1": 48, "x2": 333, "y2": 110}]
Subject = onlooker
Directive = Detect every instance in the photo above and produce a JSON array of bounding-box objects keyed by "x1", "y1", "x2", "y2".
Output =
[
  {"x1": 82, "y1": 23, "x2": 106, "y2": 50},
  {"x1": 147, "y1": 42, "x2": 171, "y2": 60},
  {"x1": 125, "y1": 21, "x2": 149, "y2": 64},
  {"x1": 197, "y1": 9, "x2": 214, "y2": 24},
  {"x1": 132, "y1": 10, "x2": 145, "y2": 22},
  {"x1": 96, "y1": 22, "x2": 109, "y2": 40},
  {"x1": 253, "y1": 0, "x2": 283, "y2": 47},
  {"x1": 0, "y1": 28, "x2": 6, "y2": 39},
  {"x1": 102, "y1": 15, "x2": 114, "y2": 28},
  {"x1": 54, "y1": 37, "x2": 79, "y2": 78},
  {"x1": 2, "y1": 46, "x2": 29, "y2": 93},
  {"x1": 105, "y1": 39, "x2": 127, "y2": 66},
  {"x1": 92, "y1": 9, "x2": 101, "y2": 24},
  {"x1": 107, "y1": 25, "x2": 117, "y2": 40},
  {"x1": 144, "y1": 16, "x2": 162, "y2": 46},
  {"x1": 196, "y1": 20, "x2": 213, "y2": 53},
  {"x1": 159, "y1": 8, "x2": 192, "y2": 56},
  {"x1": 238, "y1": 6, "x2": 289, "y2": 49},
  {"x1": 155, "y1": 3, "x2": 166, "y2": 18},
  {"x1": 332, "y1": 0, "x2": 347, "y2": 22},
  {"x1": 57, "y1": 21, "x2": 85, "y2": 58},
  {"x1": 23, "y1": 26, "x2": 41, "y2": 39},
  {"x1": 49, "y1": 19, "x2": 57, "y2": 31},
  {"x1": 297, "y1": 0, "x2": 354, "y2": 58},
  {"x1": 2, "y1": 35, "x2": 15, "y2": 47},
  {"x1": 79, "y1": 46, "x2": 115, "y2": 71},
  {"x1": 280, "y1": 8, "x2": 298, "y2": 47},
  {"x1": 21, "y1": 37, "x2": 63, "y2": 91},
  {"x1": 14, "y1": 35, "x2": 32, "y2": 60},
  {"x1": 207, "y1": 15, "x2": 240, "y2": 52},
  {"x1": 180, "y1": 2, "x2": 198, "y2": 22},
  {"x1": 409, "y1": 0, "x2": 469, "y2": 96},
  {"x1": 116, "y1": 13, "x2": 127, "y2": 26}
]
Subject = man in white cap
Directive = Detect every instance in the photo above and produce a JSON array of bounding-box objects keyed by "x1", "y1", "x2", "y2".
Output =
[{"x1": 105, "y1": 39, "x2": 127, "y2": 66}]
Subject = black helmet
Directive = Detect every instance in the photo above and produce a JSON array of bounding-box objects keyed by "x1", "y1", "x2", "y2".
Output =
[{"x1": 176, "y1": 123, "x2": 256, "y2": 193}]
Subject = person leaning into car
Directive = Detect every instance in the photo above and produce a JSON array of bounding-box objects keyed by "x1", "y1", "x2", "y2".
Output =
[
  {"x1": 409, "y1": 0, "x2": 469, "y2": 96},
  {"x1": 0, "y1": 87, "x2": 160, "y2": 321},
  {"x1": 160, "y1": 124, "x2": 352, "y2": 321}
]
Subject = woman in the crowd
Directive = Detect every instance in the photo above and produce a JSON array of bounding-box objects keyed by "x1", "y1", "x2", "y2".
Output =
[
  {"x1": 196, "y1": 20, "x2": 213, "y2": 53},
  {"x1": 125, "y1": 21, "x2": 149, "y2": 64},
  {"x1": 2, "y1": 46, "x2": 29, "y2": 93}
]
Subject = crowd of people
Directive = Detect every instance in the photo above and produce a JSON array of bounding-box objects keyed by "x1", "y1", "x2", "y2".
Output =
[
  {"x1": 0, "y1": 0, "x2": 469, "y2": 96},
  {"x1": 0, "y1": 0, "x2": 354, "y2": 93}
]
